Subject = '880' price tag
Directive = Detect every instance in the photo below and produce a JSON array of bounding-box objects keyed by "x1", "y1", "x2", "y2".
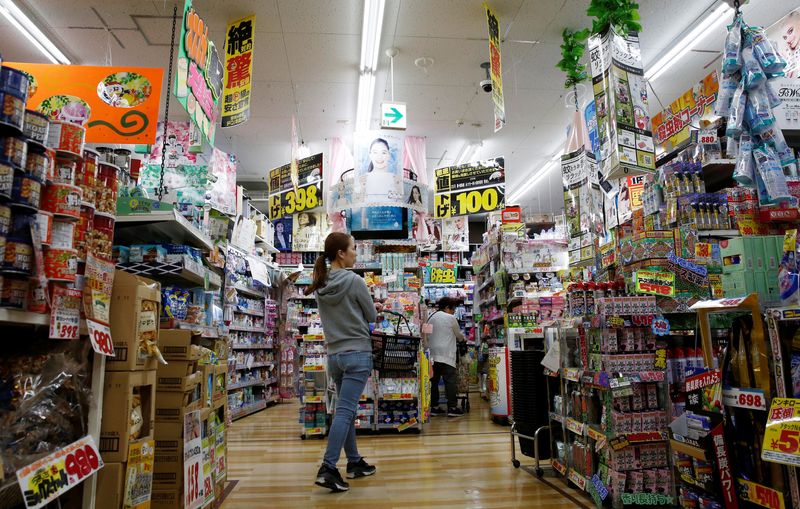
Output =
[{"x1": 87, "y1": 319, "x2": 115, "y2": 356}]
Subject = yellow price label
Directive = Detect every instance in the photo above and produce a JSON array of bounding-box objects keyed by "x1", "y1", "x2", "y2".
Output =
[
  {"x1": 434, "y1": 193, "x2": 452, "y2": 219},
  {"x1": 452, "y1": 186, "x2": 503, "y2": 215},
  {"x1": 269, "y1": 183, "x2": 321, "y2": 220},
  {"x1": 762, "y1": 398, "x2": 800, "y2": 467},
  {"x1": 268, "y1": 194, "x2": 283, "y2": 221},
  {"x1": 737, "y1": 478, "x2": 785, "y2": 509}
]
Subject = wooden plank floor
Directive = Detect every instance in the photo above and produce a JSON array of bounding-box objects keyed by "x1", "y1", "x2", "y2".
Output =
[{"x1": 222, "y1": 395, "x2": 584, "y2": 508}]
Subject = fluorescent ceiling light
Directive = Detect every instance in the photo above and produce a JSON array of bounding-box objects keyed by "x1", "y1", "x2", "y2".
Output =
[
  {"x1": 356, "y1": 71, "x2": 376, "y2": 131},
  {"x1": 454, "y1": 141, "x2": 482, "y2": 165},
  {"x1": 508, "y1": 152, "x2": 563, "y2": 204},
  {"x1": 645, "y1": 2, "x2": 732, "y2": 82},
  {"x1": 0, "y1": 0, "x2": 70, "y2": 64},
  {"x1": 297, "y1": 143, "x2": 311, "y2": 159},
  {"x1": 360, "y1": 0, "x2": 385, "y2": 73}
]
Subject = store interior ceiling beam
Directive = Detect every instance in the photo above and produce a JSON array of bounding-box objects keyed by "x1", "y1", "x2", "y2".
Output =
[{"x1": 0, "y1": 0, "x2": 70, "y2": 64}]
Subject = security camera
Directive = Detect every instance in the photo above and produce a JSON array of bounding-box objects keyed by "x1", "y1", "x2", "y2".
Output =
[{"x1": 480, "y1": 62, "x2": 492, "y2": 94}]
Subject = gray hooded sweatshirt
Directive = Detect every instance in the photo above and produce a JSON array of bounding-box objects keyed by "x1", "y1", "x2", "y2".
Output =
[{"x1": 315, "y1": 269, "x2": 377, "y2": 355}]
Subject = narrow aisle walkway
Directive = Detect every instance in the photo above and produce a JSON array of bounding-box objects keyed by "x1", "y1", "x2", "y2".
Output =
[{"x1": 222, "y1": 395, "x2": 583, "y2": 508}]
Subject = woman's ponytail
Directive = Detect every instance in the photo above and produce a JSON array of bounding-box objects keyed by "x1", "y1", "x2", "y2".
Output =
[{"x1": 305, "y1": 254, "x2": 328, "y2": 295}]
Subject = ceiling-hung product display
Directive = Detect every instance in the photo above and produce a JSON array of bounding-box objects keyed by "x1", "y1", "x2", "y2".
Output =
[
  {"x1": 174, "y1": 0, "x2": 224, "y2": 146},
  {"x1": 484, "y1": 3, "x2": 505, "y2": 132},
  {"x1": 5, "y1": 63, "x2": 163, "y2": 144},
  {"x1": 651, "y1": 71, "x2": 720, "y2": 162},
  {"x1": 434, "y1": 157, "x2": 505, "y2": 219},
  {"x1": 221, "y1": 14, "x2": 255, "y2": 128},
  {"x1": 267, "y1": 153, "x2": 323, "y2": 221},
  {"x1": 587, "y1": 26, "x2": 656, "y2": 181}
]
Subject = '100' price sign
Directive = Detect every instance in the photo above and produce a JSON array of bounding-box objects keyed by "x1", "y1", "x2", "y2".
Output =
[
  {"x1": 434, "y1": 185, "x2": 505, "y2": 219},
  {"x1": 762, "y1": 398, "x2": 800, "y2": 467}
]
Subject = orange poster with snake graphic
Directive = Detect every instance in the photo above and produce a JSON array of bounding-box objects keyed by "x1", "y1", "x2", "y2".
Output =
[{"x1": 5, "y1": 63, "x2": 163, "y2": 144}]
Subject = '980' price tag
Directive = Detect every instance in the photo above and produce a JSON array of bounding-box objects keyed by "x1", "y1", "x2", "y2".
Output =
[{"x1": 87, "y1": 319, "x2": 115, "y2": 356}]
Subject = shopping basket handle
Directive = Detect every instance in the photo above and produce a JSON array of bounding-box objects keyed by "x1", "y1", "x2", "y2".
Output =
[{"x1": 381, "y1": 309, "x2": 411, "y2": 335}]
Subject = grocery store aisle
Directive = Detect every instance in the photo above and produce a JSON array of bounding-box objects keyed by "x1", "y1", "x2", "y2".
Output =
[{"x1": 222, "y1": 395, "x2": 584, "y2": 508}]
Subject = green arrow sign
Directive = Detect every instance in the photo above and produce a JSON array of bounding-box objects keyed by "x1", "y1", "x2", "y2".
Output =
[{"x1": 380, "y1": 102, "x2": 406, "y2": 130}]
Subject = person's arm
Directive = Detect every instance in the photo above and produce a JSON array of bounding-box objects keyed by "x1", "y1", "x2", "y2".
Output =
[
  {"x1": 354, "y1": 276, "x2": 378, "y2": 323},
  {"x1": 451, "y1": 314, "x2": 465, "y2": 342}
]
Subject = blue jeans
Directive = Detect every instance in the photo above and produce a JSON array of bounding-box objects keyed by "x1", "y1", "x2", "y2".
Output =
[{"x1": 323, "y1": 350, "x2": 373, "y2": 468}]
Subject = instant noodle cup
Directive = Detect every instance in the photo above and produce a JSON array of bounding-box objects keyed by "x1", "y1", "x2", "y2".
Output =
[
  {"x1": 0, "y1": 275, "x2": 28, "y2": 308},
  {"x1": 25, "y1": 150, "x2": 51, "y2": 182},
  {"x1": 0, "y1": 67, "x2": 30, "y2": 100},
  {"x1": 90, "y1": 213, "x2": 115, "y2": 260},
  {"x1": 0, "y1": 135, "x2": 27, "y2": 168},
  {"x1": 3, "y1": 237, "x2": 33, "y2": 274},
  {"x1": 0, "y1": 91, "x2": 25, "y2": 131},
  {"x1": 51, "y1": 219, "x2": 75, "y2": 249},
  {"x1": 11, "y1": 173, "x2": 42, "y2": 210},
  {"x1": 0, "y1": 161, "x2": 12, "y2": 198},
  {"x1": 34, "y1": 211, "x2": 53, "y2": 245},
  {"x1": 0, "y1": 236, "x2": 5, "y2": 263},
  {"x1": 0, "y1": 205, "x2": 10, "y2": 237},
  {"x1": 27, "y1": 277, "x2": 48, "y2": 313},
  {"x1": 43, "y1": 247, "x2": 78, "y2": 281},
  {"x1": 42, "y1": 182, "x2": 81, "y2": 219},
  {"x1": 52, "y1": 157, "x2": 76, "y2": 185},
  {"x1": 79, "y1": 149, "x2": 98, "y2": 205},
  {"x1": 95, "y1": 162, "x2": 118, "y2": 215},
  {"x1": 47, "y1": 120, "x2": 85, "y2": 156},
  {"x1": 75, "y1": 204, "x2": 93, "y2": 260},
  {"x1": 23, "y1": 110, "x2": 49, "y2": 145}
]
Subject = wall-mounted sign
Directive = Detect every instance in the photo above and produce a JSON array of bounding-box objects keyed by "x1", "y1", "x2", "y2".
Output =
[
  {"x1": 175, "y1": 0, "x2": 224, "y2": 146},
  {"x1": 381, "y1": 101, "x2": 406, "y2": 130},
  {"x1": 6, "y1": 63, "x2": 163, "y2": 144},
  {"x1": 434, "y1": 157, "x2": 505, "y2": 218},
  {"x1": 222, "y1": 15, "x2": 255, "y2": 128},
  {"x1": 268, "y1": 153, "x2": 323, "y2": 220}
]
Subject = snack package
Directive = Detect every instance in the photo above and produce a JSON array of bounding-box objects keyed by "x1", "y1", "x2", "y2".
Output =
[
  {"x1": 162, "y1": 285, "x2": 190, "y2": 320},
  {"x1": 723, "y1": 17, "x2": 743, "y2": 73}
]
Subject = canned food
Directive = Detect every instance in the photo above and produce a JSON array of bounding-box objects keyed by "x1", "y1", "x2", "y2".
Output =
[
  {"x1": 0, "y1": 275, "x2": 28, "y2": 309},
  {"x1": 3, "y1": 237, "x2": 33, "y2": 274},
  {"x1": 0, "y1": 92, "x2": 25, "y2": 130},
  {"x1": 47, "y1": 120, "x2": 85, "y2": 155},
  {"x1": 23, "y1": 110, "x2": 49, "y2": 144},
  {"x1": 34, "y1": 211, "x2": 53, "y2": 245},
  {"x1": 0, "y1": 206, "x2": 10, "y2": 236},
  {"x1": 75, "y1": 205, "x2": 93, "y2": 260},
  {"x1": 52, "y1": 157, "x2": 76, "y2": 185},
  {"x1": 51, "y1": 219, "x2": 75, "y2": 249},
  {"x1": 43, "y1": 247, "x2": 78, "y2": 281},
  {"x1": 0, "y1": 135, "x2": 27, "y2": 168},
  {"x1": 89, "y1": 213, "x2": 114, "y2": 260},
  {"x1": 10, "y1": 213, "x2": 33, "y2": 239},
  {"x1": 0, "y1": 162, "x2": 12, "y2": 198},
  {"x1": 0, "y1": 67, "x2": 30, "y2": 99},
  {"x1": 11, "y1": 173, "x2": 41, "y2": 210},
  {"x1": 96, "y1": 146, "x2": 114, "y2": 164},
  {"x1": 79, "y1": 149, "x2": 98, "y2": 205},
  {"x1": 95, "y1": 162, "x2": 118, "y2": 215},
  {"x1": 42, "y1": 182, "x2": 81, "y2": 219},
  {"x1": 25, "y1": 150, "x2": 50, "y2": 182}
]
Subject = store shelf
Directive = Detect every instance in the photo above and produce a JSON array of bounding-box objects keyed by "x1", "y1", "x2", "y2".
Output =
[
  {"x1": 697, "y1": 229, "x2": 739, "y2": 238},
  {"x1": 476, "y1": 278, "x2": 495, "y2": 292},
  {"x1": 254, "y1": 235, "x2": 279, "y2": 253},
  {"x1": 379, "y1": 394, "x2": 416, "y2": 401},
  {"x1": 228, "y1": 325, "x2": 267, "y2": 333},
  {"x1": 228, "y1": 379, "x2": 266, "y2": 390},
  {"x1": 288, "y1": 295, "x2": 317, "y2": 301},
  {"x1": 0, "y1": 308, "x2": 50, "y2": 326},
  {"x1": 161, "y1": 321, "x2": 220, "y2": 338},
  {"x1": 565, "y1": 417, "x2": 586, "y2": 436},
  {"x1": 231, "y1": 400, "x2": 267, "y2": 420},
  {"x1": 232, "y1": 284, "x2": 266, "y2": 298},
  {"x1": 234, "y1": 306, "x2": 265, "y2": 317},
  {"x1": 551, "y1": 458, "x2": 567, "y2": 476},
  {"x1": 549, "y1": 411, "x2": 564, "y2": 424},
  {"x1": 231, "y1": 343, "x2": 273, "y2": 350},
  {"x1": 117, "y1": 257, "x2": 222, "y2": 289},
  {"x1": 115, "y1": 209, "x2": 213, "y2": 250},
  {"x1": 234, "y1": 361, "x2": 275, "y2": 370}
]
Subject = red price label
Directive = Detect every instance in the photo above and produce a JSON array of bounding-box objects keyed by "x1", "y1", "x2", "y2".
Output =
[
  {"x1": 204, "y1": 475, "x2": 213, "y2": 499},
  {"x1": 186, "y1": 462, "x2": 200, "y2": 505},
  {"x1": 739, "y1": 392, "x2": 764, "y2": 409},
  {"x1": 64, "y1": 444, "x2": 100, "y2": 482},
  {"x1": 638, "y1": 282, "x2": 672, "y2": 295},
  {"x1": 87, "y1": 320, "x2": 114, "y2": 356}
]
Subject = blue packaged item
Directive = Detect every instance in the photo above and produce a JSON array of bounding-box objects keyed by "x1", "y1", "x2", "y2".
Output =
[
  {"x1": 733, "y1": 133, "x2": 755, "y2": 187},
  {"x1": 725, "y1": 82, "x2": 747, "y2": 137},
  {"x1": 742, "y1": 46, "x2": 766, "y2": 90},
  {"x1": 744, "y1": 86, "x2": 774, "y2": 134},
  {"x1": 753, "y1": 145, "x2": 791, "y2": 204},
  {"x1": 747, "y1": 26, "x2": 787, "y2": 74},
  {"x1": 162, "y1": 284, "x2": 190, "y2": 320},
  {"x1": 714, "y1": 71, "x2": 739, "y2": 117},
  {"x1": 723, "y1": 18, "x2": 743, "y2": 74},
  {"x1": 0, "y1": 67, "x2": 29, "y2": 99}
]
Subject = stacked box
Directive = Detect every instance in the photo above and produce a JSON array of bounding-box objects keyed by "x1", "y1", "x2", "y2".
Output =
[
  {"x1": 719, "y1": 236, "x2": 783, "y2": 305},
  {"x1": 108, "y1": 270, "x2": 161, "y2": 372}
]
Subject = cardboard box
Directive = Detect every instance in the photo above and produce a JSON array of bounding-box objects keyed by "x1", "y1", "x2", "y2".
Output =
[
  {"x1": 96, "y1": 462, "x2": 125, "y2": 509},
  {"x1": 150, "y1": 489, "x2": 181, "y2": 509},
  {"x1": 153, "y1": 438, "x2": 182, "y2": 489},
  {"x1": 155, "y1": 384, "x2": 202, "y2": 423},
  {"x1": 201, "y1": 364, "x2": 228, "y2": 407},
  {"x1": 159, "y1": 329, "x2": 202, "y2": 361},
  {"x1": 155, "y1": 420, "x2": 183, "y2": 440},
  {"x1": 157, "y1": 363, "x2": 202, "y2": 393},
  {"x1": 100, "y1": 370, "x2": 156, "y2": 463},
  {"x1": 108, "y1": 270, "x2": 161, "y2": 372}
]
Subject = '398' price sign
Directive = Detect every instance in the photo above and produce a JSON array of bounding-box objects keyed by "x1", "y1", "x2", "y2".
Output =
[{"x1": 268, "y1": 183, "x2": 322, "y2": 220}]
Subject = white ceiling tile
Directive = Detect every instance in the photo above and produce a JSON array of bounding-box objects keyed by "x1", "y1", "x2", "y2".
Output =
[
  {"x1": 394, "y1": 0, "x2": 525, "y2": 39},
  {"x1": 283, "y1": 33, "x2": 360, "y2": 83},
  {"x1": 277, "y1": 0, "x2": 362, "y2": 34}
]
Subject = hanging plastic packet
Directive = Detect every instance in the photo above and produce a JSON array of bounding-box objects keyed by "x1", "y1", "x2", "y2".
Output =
[
  {"x1": 744, "y1": 85, "x2": 775, "y2": 134},
  {"x1": 753, "y1": 145, "x2": 792, "y2": 203},
  {"x1": 747, "y1": 26, "x2": 787, "y2": 74},
  {"x1": 742, "y1": 46, "x2": 766, "y2": 90},
  {"x1": 760, "y1": 125, "x2": 797, "y2": 169},
  {"x1": 726, "y1": 82, "x2": 747, "y2": 137},
  {"x1": 764, "y1": 79, "x2": 782, "y2": 109},
  {"x1": 714, "y1": 71, "x2": 739, "y2": 117},
  {"x1": 726, "y1": 135, "x2": 739, "y2": 159},
  {"x1": 723, "y1": 17, "x2": 744, "y2": 73},
  {"x1": 733, "y1": 133, "x2": 755, "y2": 187}
]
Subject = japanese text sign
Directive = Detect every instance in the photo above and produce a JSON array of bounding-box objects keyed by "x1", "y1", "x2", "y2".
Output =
[
  {"x1": 434, "y1": 157, "x2": 505, "y2": 219},
  {"x1": 268, "y1": 153, "x2": 324, "y2": 220},
  {"x1": 635, "y1": 270, "x2": 675, "y2": 297},
  {"x1": 222, "y1": 15, "x2": 255, "y2": 128},
  {"x1": 762, "y1": 398, "x2": 800, "y2": 467},
  {"x1": 484, "y1": 3, "x2": 505, "y2": 131}
]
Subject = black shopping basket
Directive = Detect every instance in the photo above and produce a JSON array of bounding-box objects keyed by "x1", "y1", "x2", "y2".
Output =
[{"x1": 372, "y1": 310, "x2": 421, "y2": 372}]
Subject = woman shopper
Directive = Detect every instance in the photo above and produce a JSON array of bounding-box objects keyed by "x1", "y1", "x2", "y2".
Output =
[
  {"x1": 427, "y1": 297, "x2": 466, "y2": 416},
  {"x1": 306, "y1": 232, "x2": 378, "y2": 492}
]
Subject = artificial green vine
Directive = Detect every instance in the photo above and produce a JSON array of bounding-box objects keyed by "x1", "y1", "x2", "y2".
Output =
[
  {"x1": 556, "y1": 28, "x2": 590, "y2": 89},
  {"x1": 586, "y1": 0, "x2": 642, "y2": 35}
]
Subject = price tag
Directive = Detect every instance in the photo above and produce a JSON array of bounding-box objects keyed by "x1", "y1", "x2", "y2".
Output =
[
  {"x1": 87, "y1": 319, "x2": 115, "y2": 356},
  {"x1": 737, "y1": 477, "x2": 785, "y2": 509},
  {"x1": 124, "y1": 440, "x2": 154, "y2": 508},
  {"x1": 699, "y1": 130, "x2": 718, "y2": 145},
  {"x1": 397, "y1": 417, "x2": 418, "y2": 431},
  {"x1": 591, "y1": 474, "x2": 609, "y2": 501},
  {"x1": 652, "y1": 316, "x2": 670, "y2": 336},
  {"x1": 568, "y1": 469, "x2": 587, "y2": 490},
  {"x1": 606, "y1": 316, "x2": 625, "y2": 328},
  {"x1": 723, "y1": 387, "x2": 767, "y2": 411},
  {"x1": 654, "y1": 349, "x2": 668, "y2": 369},
  {"x1": 49, "y1": 286, "x2": 82, "y2": 340},
  {"x1": 635, "y1": 270, "x2": 675, "y2": 297},
  {"x1": 184, "y1": 411, "x2": 205, "y2": 509},
  {"x1": 383, "y1": 273, "x2": 398, "y2": 284},
  {"x1": 620, "y1": 493, "x2": 674, "y2": 506},
  {"x1": 609, "y1": 436, "x2": 630, "y2": 451},
  {"x1": 16, "y1": 436, "x2": 104, "y2": 509},
  {"x1": 762, "y1": 398, "x2": 800, "y2": 466}
]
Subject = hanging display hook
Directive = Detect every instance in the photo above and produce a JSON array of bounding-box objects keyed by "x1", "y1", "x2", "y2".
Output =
[{"x1": 157, "y1": 5, "x2": 178, "y2": 202}]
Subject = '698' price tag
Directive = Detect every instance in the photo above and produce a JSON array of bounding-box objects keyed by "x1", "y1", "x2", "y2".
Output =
[{"x1": 87, "y1": 319, "x2": 115, "y2": 356}]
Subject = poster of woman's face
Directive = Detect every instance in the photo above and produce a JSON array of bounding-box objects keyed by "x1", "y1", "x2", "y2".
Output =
[
  {"x1": 766, "y1": 9, "x2": 800, "y2": 78},
  {"x1": 293, "y1": 212, "x2": 324, "y2": 252},
  {"x1": 442, "y1": 216, "x2": 469, "y2": 252},
  {"x1": 355, "y1": 131, "x2": 403, "y2": 176},
  {"x1": 273, "y1": 217, "x2": 293, "y2": 252}
]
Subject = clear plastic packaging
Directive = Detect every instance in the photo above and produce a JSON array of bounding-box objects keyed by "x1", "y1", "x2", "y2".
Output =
[
  {"x1": 723, "y1": 17, "x2": 743, "y2": 74},
  {"x1": 714, "y1": 71, "x2": 739, "y2": 117},
  {"x1": 733, "y1": 133, "x2": 755, "y2": 187},
  {"x1": 747, "y1": 26, "x2": 787, "y2": 74},
  {"x1": 742, "y1": 46, "x2": 766, "y2": 90},
  {"x1": 725, "y1": 82, "x2": 747, "y2": 137},
  {"x1": 744, "y1": 85, "x2": 775, "y2": 134},
  {"x1": 753, "y1": 145, "x2": 791, "y2": 203},
  {"x1": 764, "y1": 79, "x2": 782, "y2": 109}
]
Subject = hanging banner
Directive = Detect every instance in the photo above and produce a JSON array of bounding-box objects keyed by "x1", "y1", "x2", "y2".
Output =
[
  {"x1": 434, "y1": 157, "x2": 505, "y2": 219},
  {"x1": 268, "y1": 153, "x2": 323, "y2": 220},
  {"x1": 16, "y1": 435, "x2": 104, "y2": 509},
  {"x1": 175, "y1": 0, "x2": 224, "y2": 146},
  {"x1": 423, "y1": 262, "x2": 458, "y2": 284},
  {"x1": 562, "y1": 148, "x2": 603, "y2": 267},
  {"x1": 6, "y1": 63, "x2": 163, "y2": 144},
  {"x1": 587, "y1": 27, "x2": 655, "y2": 180},
  {"x1": 442, "y1": 217, "x2": 469, "y2": 251},
  {"x1": 651, "y1": 71, "x2": 719, "y2": 162},
  {"x1": 765, "y1": 8, "x2": 800, "y2": 130},
  {"x1": 484, "y1": 3, "x2": 506, "y2": 132},
  {"x1": 209, "y1": 148, "x2": 238, "y2": 216},
  {"x1": 222, "y1": 15, "x2": 255, "y2": 128}
]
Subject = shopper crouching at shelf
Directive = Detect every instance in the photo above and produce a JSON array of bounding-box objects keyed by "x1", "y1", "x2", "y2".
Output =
[
  {"x1": 306, "y1": 232, "x2": 379, "y2": 492},
  {"x1": 427, "y1": 296, "x2": 466, "y2": 417}
]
